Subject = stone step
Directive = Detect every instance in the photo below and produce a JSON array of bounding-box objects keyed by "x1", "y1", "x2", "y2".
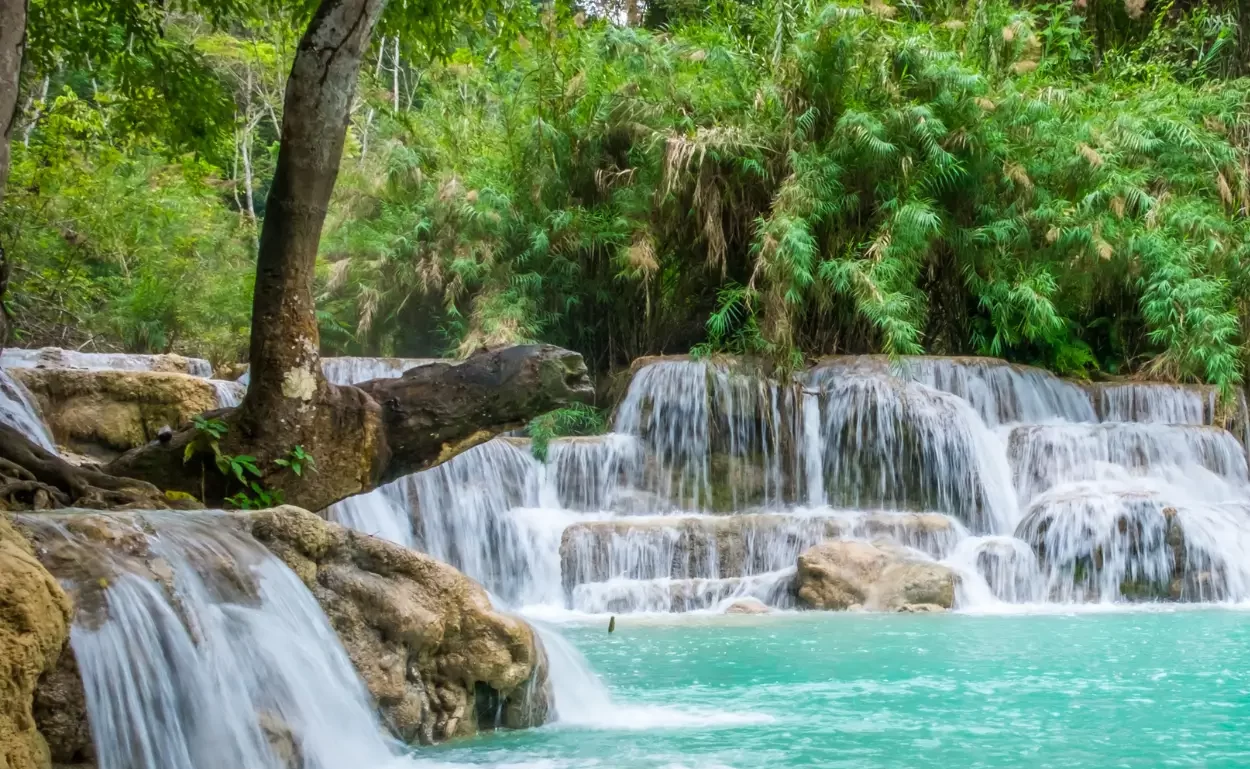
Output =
[
  {"x1": 559, "y1": 511, "x2": 960, "y2": 589},
  {"x1": 569, "y1": 570, "x2": 796, "y2": 614}
]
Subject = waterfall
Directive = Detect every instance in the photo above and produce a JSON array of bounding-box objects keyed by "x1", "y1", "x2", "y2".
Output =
[
  {"x1": 22, "y1": 512, "x2": 400, "y2": 769},
  {"x1": 0, "y1": 368, "x2": 55, "y2": 450},
  {"x1": 238, "y1": 357, "x2": 440, "y2": 387},
  {"x1": 1, "y1": 347, "x2": 213, "y2": 377},
  {"x1": 209, "y1": 379, "x2": 245, "y2": 408},
  {"x1": 824, "y1": 356, "x2": 1097, "y2": 425},
  {"x1": 319, "y1": 356, "x2": 438, "y2": 384},
  {"x1": 943, "y1": 536, "x2": 1044, "y2": 605},
  {"x1": 324, "y1": 476, "x2": 418, "y2": 548},
  {"x1": 1091, "y1": 382, "x2": 1214, "y2": 424},
  {"x1": 1007, "y1": 423, "x2": 1249, "y2": 505},
  {"x1": 803, "y1": 369, "x2": 1018, "y2": 532},
  {"x1": 320, "y1": 355, "x2": 1250, "y2": 613}
]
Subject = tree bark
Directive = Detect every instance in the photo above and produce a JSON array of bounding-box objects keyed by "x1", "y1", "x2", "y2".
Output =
[
  {"x1": 0, "y1": 0, "x2": 30, "y2": 347},
  {"x1": 357, "y1": 344, "x2": 595, "y2": 484},
  {"x1": 0, "y1": 0, "x2": 25, "y2": 199},
  {"x1": 238, "y1": 0, "x2": 387, "y2": 447},
  {"x1": 1240, "y1": 0, "x2": 1250, "y2": 76},
  {"x1": 106, "y1": 344, "x2": 593, "y2": 511}
]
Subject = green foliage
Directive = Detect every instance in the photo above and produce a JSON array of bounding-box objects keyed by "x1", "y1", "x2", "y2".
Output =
[
  {"x1": 528, "y1": 404, "x2": 609, "y2": 461},
  {"x1": 9, "y1": 0, "x2": 1250, "y2": 396},
  {"x1": 316, "y1": 0, "x2": 1250, "y2": 393},
  {"x1": 192, "y1": 416, "x2": 229, "y2": 440},
  {"x1": 224, "y1": 484, "x2": 284, "y2": 510},
  {"x1": 274, "y1": 445, "x2": 317, "y2": 477},
  {"x1": 2, "y1": 88, "x2": 254, "y2": 359},
  {"x1": 182, "y1": 415, "x2": 295, "y2": 509}
]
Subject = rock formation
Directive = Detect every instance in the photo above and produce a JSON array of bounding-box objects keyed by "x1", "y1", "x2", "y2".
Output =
[
  {"x1": 0, "y1": 516, "x2": 71, "y2": 769},
  {"x1": 723, "y1": 597, "x2": 771, "y2": 614},
  {"x1": 249, "y1": 507, "x2": 550, "y2": 743},
  {"x1": 794, "y1": 539, "x2": 956, "y2": 611},
  {"x1": 9, "y1": 506, "x2": 551, "y2": 764},
  {"x1": 12, "y1": 368, "x2": 217, "y2": 460},
  {"x1": 561, "y1": 512, "x2": 956, "y2": 591}
]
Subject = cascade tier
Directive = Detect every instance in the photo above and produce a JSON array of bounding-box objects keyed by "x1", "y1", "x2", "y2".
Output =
[{"x1": 323, "y1": 355, "x2": 1250, "y2": 613}]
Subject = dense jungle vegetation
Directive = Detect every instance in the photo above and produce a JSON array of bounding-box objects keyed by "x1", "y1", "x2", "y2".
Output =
[{"x1": 4, "y1": 0, "x2": 1250, "y2": 391}]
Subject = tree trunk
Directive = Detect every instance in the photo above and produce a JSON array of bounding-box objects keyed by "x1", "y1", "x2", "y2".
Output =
[
  {"x1": 0, "y1": 0, "x2": 25, "y2": 199},
  {"x1": 0, "y1": 0, "x2": 29, "y2": 347},
  {"x1": 1240, "y1": 0, "x2": 1250, "y2": 75},
  {"x1": 107, "y1": 344, "x2": 593, "y2": 512},
  {"x1": 357, "y1": 344, "x2": 595, "y2": 484},
  {"x1": 238, "y1": 0, "x2": 387, "y2": 448},
  {"x1": 391, "y1": 36, "x2": 400, "y2": 112}
]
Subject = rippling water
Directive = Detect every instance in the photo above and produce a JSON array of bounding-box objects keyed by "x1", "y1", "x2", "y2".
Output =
[{"x1": 419, "y1": 611, "x2": 1250, "y2": 769}]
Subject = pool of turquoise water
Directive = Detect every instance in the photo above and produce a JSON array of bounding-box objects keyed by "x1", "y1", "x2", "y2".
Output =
[{"x1": 419, "y1": 610, "x2": 1250, "y2": 768}]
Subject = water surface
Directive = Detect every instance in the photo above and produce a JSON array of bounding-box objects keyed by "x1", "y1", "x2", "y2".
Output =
[{"x1": 424, "y1": 611, "x2": 1250, "y2": 769}]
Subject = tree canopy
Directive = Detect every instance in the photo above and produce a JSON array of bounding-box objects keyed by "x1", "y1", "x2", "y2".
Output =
[{"x1": 4, "y1": 0, "x2": 1250, "y2": 392}]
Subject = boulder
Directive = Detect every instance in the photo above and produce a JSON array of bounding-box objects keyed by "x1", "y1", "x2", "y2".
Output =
[
  {"x1": 248, "y1": 507, "x2": 550, "y2": 743},
  {"x1": 0, "y1": 516, "x2": 72, "y2": 769},
  {"x1": 794, "y1": 539, "x2": 956, "y2": 612},
  {"x1": 11, "y1": 369, "x2": 217, "y2": 460}
]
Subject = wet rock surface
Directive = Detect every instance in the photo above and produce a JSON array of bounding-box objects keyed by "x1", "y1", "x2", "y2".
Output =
[
  {"x1": 8, "y1": 506, "x2": 552, "y2": 769},
  {"x1": 0, "y1": 516, "x2": 71, "y2": 769},
  {"x1": 248, "y1": 507, "x2": 551, "y2": 743},
  {"x1": 11, "y1": 369, "x2": 217, "y2": 460},
  {"x1": 794, "y1": 539, "x2": 956, "y2": 612}
]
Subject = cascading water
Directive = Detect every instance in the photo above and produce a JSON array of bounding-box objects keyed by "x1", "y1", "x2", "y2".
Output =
[
  {"x1": 1090, "y1": 382, "x2": 1215, "y2": 424},
  {"x1": 803, "y1": 368, "x2": 1018, "y2": 532},
  {"x1": 237, "y1": 357, "x2": 440, "y2": 386},
  {"x1": 1, "y1": 347, "x2": 213, "y2": 377},
  {"x1": 20, "y1": 512, "x2": 403, "y2": 769},
  {"x1": 324, "y1": 355, "x2": 1250, "y2": 613},
  {"x1": 0, "y1": 368, "x2": 56, "y2": 450},
  {"x1": 817, "y1": 355, "x2": 1095, "y2": 425},
  {"x1": 209, "y1": 379, "x2": 245, "y2": 408}
]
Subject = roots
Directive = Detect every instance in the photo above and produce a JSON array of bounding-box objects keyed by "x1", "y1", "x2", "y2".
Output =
[{"x1": 0, "y1": 424, "x2": 169, "y2": 511}]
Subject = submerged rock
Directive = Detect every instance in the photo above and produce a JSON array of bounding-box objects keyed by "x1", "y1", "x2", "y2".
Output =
[
  {"x1": 723, "y1": 598, "x2": 771, "y2": 615},
  {"x1": 11, "y1": 369, "x2": 218, "y2": 460},
  {"x1": 0, "y1": 516, "x2": 71, "y2": 769},
  {"x1": 794, "y1": 539, "x2": 956, "y2": 612}
]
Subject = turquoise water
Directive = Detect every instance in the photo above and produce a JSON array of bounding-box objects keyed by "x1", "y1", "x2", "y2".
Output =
[{"x1": 424, "y1": 611, "x2": 1250, "y2": 768}]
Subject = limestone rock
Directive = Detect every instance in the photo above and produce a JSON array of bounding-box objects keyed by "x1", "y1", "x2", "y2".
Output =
[
  {"x1": 248, "y1": 506, "x2": 551, "y2": 743},
  {"x1": 11, "y1": 369, "x2": 217, "y2": 460},
  {"x1": 794, "y1": 539, "x2": 956, "y2": 612},
  {"x1": 0, "y1": 516, "x2": 72, "y2": 769}
]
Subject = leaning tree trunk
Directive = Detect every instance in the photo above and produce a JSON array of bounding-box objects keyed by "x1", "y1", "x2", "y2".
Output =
[
  {"x1": 107, "y1": 345, "x2": 593, "y2": 511},
  {"x1": 237, "y1": 0, "x2": 386, "y2": 450},
  {"x1": 0, "y1": 0, "x2": 29, "y2": 346}
]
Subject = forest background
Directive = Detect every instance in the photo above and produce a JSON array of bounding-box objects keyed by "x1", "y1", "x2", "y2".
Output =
[{"x1": 4, "y1": 0, "x2": 1250, "y2": 394}]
